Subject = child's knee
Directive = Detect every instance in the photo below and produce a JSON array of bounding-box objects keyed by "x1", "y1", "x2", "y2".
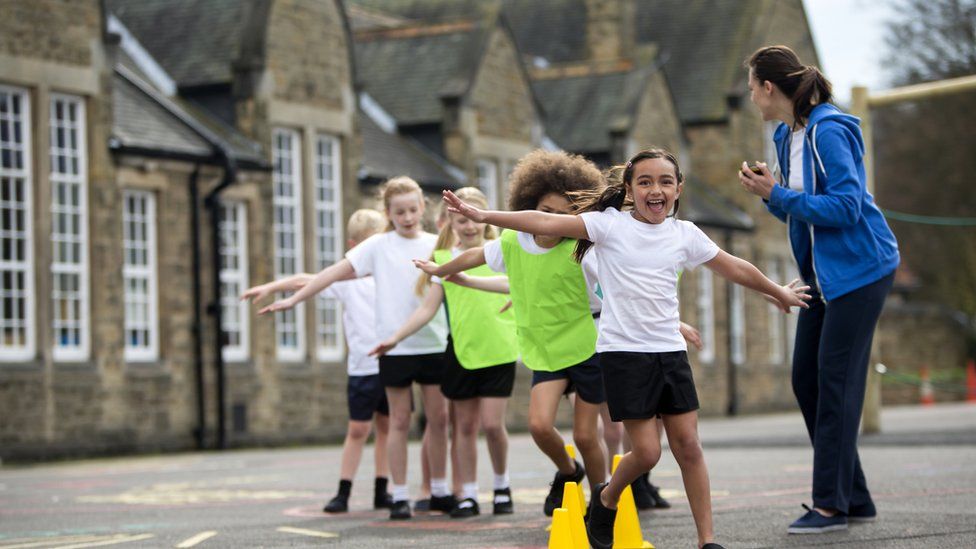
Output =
[
  {"x1": 458, "y1": 416, "x2": 480, "y2": 438},
  {"x1": 481, "y1": 419, "x2": 505, "y2": 439},
  {"x1": 670, "y1": 434, "x2": 703, "y2": 465},
  {"x1": 389, "y1": 411, "x2": 412, "y2": 432},
  {"x1": 631, "y1": 446, "x2": 662, "y2": 470},
  {"x1": 572, "y1": 427, "x2": 598, "y2": 452},
  {"x1": 348, "y1": 421, "x2": 371, "y2": 440},
  {"x1": 528, "y1": 417, "x2": 552, "y2": 439}
]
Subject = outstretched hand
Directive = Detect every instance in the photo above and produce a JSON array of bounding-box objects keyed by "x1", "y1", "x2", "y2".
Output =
[
  {"x1": 413, "y1": 258, "x2": 441, "y2": 276},
  {"x1": 738, "y1": 161, "x2": 775, "y2": 200},
  {"x1": 258, "y1": 297, "x2": 297, "y2": 316},
  {"x1": 240, "y1": 283, "x2": 274, "y2": 304},
  {"x1": 767, "y1": 278, "x2": 811, "y2": 313},
  {"x1": 443, "y1": 190, "x2": 488, "y2": 222}
]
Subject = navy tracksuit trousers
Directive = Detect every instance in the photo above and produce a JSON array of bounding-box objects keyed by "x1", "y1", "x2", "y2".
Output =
[{"x1": 791, "y1": 272, "x2": 894, "y2": 513}]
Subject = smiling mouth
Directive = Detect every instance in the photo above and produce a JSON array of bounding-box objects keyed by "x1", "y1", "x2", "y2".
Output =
[{"x1": 646, "y1": 199, "x2": 666, "y2": 213}]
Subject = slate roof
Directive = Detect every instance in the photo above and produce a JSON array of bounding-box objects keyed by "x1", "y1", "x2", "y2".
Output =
[
  {"x1": 680, "y1": 176, "x2": 754, "y2": 231},
  {"x1": 359, "y1": 111, "x2": 463, "y2": 189},
  {"x1": 354, "y1": 22, "x2": 490, "y2": 125},
  {"x1": 531, "y1": 64, "x2": 652, "y2": 153},
  {"x1": 106, "y1": 0, "x2": 255, "y2": 87}
]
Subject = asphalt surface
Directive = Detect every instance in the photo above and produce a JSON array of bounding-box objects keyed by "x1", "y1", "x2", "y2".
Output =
[{"x1": 1, "y1": 403, "x2": 974, "y2": 548}]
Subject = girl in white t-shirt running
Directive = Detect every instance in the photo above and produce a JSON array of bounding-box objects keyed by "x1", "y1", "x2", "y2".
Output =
[
  {"x1": 256, "y1": 177, "x2": 451, "y2": 521},
  {"x1": 370, "y1": 187, "x2": 518, "y2": 519},
  {"x1": 439, "y1": 149, "x2": 811, "y2": 549}
]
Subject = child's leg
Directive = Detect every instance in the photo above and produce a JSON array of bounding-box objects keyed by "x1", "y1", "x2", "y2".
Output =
[
  {"x1": 449, "y1": 401, "x2": 462, "y2": 496},
  {"x1": 662, "y1": 411, "x2": 714, "y2": 547},
  {"x1": 602, "y1": 418, "x2": 662, "y2": 507},
  {"x1": 599, "y1": 403, "x2": 623, "y2": 462},
  {"x1": 385, "y1": 387, "x2": 413, "y2": 490},
  {"x1": 419, "y1": 384, "x2": 450, "y2": 482},
  {"x1": 572, "y1": 397, "x2": 607, "y2": 490},
  {"x1": 419, "y1": 428, "x2": 431, "y2": 499},
  {"x1": 452, "y1": 398, "x2": 480, "y2": 487},
  {"x1": 339, "y1": 420, "x2": 373, "y2": 481},
  {"x1": 479, "y1": 396, "x2": 509, "y2": 477},
  {"x1": 373, "y1": 412, "x2": 390, "y2": 478},
  {"x1": 528, "y1": 380, "x2": 576, "y2": 474}
]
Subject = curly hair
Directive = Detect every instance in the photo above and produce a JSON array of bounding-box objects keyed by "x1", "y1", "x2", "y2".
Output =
[{"x1": 507, "y1": 150, "x2": 605, "y2": 211}]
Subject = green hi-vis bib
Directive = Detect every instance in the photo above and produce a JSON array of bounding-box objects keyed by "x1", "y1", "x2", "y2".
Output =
[
  {"x1": 433, "y1": 249, "x2": 518, "y2": 369},
  {"x1": 499, "y1": 230, "x2": 596, "y2": 372}
]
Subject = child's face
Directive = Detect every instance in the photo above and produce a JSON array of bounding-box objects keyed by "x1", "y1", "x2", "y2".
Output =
[
  {"x1": 628, "y1": 157, "x2": 681, "y2": 225},
  {"x1": 449, "y1": 211, "x2": 486, "y2": 249},
  {"x1": 386, "y1": 192, "x2": 424, "y2": 237},
  {"x1": 536, "y1": 192, "x2": 573, "y2": 215}
]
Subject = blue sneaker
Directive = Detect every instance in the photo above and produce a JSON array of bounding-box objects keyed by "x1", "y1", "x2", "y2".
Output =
[
  {"x1": 848, "y1": 501, "x2": 877, "y2": 523},
  {"x1": 788, "y1": 504, "x2": 848, "y2": 534}
]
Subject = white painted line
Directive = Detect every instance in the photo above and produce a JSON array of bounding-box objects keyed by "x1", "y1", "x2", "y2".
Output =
[
  {"x1": 276, "y1": 527, "x2": 339, "y2": 539},
  {"x1": 51, "y1": 533, "x2": 155, "y2": 548},
  {"x1": 174, "y1": 531, "x2": 217, "y2": 548},
  {"x1": 0, "y1": 535, "x2": 105, "y2": 549}
]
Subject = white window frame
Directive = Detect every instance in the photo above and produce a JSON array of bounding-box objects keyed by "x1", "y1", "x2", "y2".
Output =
[
  {"x1": 219, "y1": 201, "x2": 249, "y2": 362},
  {"x1": 730, "y1": 283, "x2": 746, "y2": 366},
  {"x1": 476, "y1": 158, "x2": 499, "y2": 210},
  {"x1": 313, "y1": 133, "x2": 343, "y2": 362},
  {"x1": 122, "y1": 190, "x2": 159, "y2": 362},
  {"x1": 0, "y1": 85, "x2": 35, "y2": 361},
  {"x1": 272, "y1": 128, "x2": 305, "y2": 362},
  {"x1": 49, "y1": 94, "x2": 90, "y2": 361},
  {"x1": 696, "y1": 268, "x2": 715, "y2": 364},
  {"x1": 765, "y1": 259, "x2": 785, "y2": 364}
]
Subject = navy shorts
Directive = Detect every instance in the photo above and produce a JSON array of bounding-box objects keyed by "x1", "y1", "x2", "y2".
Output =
[
  {"x1": 378, "y1": 352, "x2": 445, "y2": 388},
  {"x1": 531, "y1": 354, "x2": 606, "y2": 404},
  {"x1": 347, "y1": 374, "x2": 389, "y2": 421},
  {"x1": 600, "y1": 351, "x2": 700, "y2": 421},
  {"x1": 440, "y1": 336, "x2": 516, "y2": 400}
]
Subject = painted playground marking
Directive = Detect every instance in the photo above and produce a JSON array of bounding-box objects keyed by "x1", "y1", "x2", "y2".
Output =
[
  {"x1": 174, "y1": 531, "x2": 217, "y2": 547},
  {"x1": 0, "y1": 533, "x2": 155, "y2": 548},
  {"x1": 276, "y1": 527, "x2": 339, "y2": 539}
]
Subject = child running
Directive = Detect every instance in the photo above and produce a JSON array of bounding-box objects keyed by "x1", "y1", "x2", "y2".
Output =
[
  {"x1": 256, "y1": 177, "x2": 452, "y2": 520},
  {"x1": 414, "y1": 151, "x2": 608, "y2": 517},
  {"x1": 371, "y1": 187, "x2": 519, "y2": 518},
  {"x1": 439, "y1": 148, "x2": 810, "y2": 549},
  {"x1": 242, "y1": 209, "x2": 393, "y2": 513}
]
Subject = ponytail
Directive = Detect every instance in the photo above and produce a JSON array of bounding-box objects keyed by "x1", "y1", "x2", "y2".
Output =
[
  {"x1": 572, "y1": 148, "x2": 683, "y2": 263},
  {"x1": 746, "y1": 45, "x2": 832, "y2": 126}
]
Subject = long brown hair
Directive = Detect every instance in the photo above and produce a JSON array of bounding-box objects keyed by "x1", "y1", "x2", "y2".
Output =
[
  {"x1": 572, "y1": 148, "x2": 684, "y2": 262},
  {"x1": 378, "y1": 176, "x2": 424, "y2": 231},
  {"x1": 414, "y1": 187, "x2": 497, "y2": 296},
  {"x1": 745, "y1": 45, "x2": 832, "y2": 126}
]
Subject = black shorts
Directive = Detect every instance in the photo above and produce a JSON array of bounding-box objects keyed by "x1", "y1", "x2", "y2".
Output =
[
  {"x1": 378, "y1": 352, "x2": 445, "y2": 388},
  {"x1": 531, "y1": 354, "x2": 606, "y2": 404},
  {"x1": 440, "y1": 336, "x2": 516, "y2": 400},
  {"x1": 347, "y1": 374, "x2": 389, "y2": 421},
  {"x1": 600, "y1": 351, "x2": 700, "y2": 421}
]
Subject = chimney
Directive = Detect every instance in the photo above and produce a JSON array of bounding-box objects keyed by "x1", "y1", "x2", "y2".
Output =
[{"x1": 585, "y1": 0, "x2": 634, "y2": 61}]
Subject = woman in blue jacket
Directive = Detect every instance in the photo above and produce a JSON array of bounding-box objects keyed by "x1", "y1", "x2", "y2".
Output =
[{"x1": 739, "y1": 45, "x2": 899, "y2": 535}]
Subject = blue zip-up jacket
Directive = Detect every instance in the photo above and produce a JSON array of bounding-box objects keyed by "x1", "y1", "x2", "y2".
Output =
[{"x1": 765, "y1": 103, "x2": 899, "y2": 301}]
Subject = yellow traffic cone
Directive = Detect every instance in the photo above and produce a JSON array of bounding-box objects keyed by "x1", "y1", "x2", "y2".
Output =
[
  {"x1": 561, "y1": 482, "x2": 589, "y2": 549},
  {"x1": 611, "y1": 455, "x2": 655, "y2": 549},
  {"x1": 564, "y1": 444, "x2": 587, "y2": 516},
  {"x1": 548, "y1": 508, "x2": 576, "y2": 549}
]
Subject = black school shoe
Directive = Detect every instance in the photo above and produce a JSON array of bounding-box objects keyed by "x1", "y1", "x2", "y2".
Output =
[
  {"x1": 374, "y1": 492, "x2": 393, "y2": 510},
  {"x1": 322, "y1": 493, "x2": 348, "y2": 513},
  {"x1": 429, "y1": 494, "x2": 457, "y2": 513},
  {"x1": 631, "y1": 474, "x2": 654, "y2": 510},
  {"x1": 389, "y1": 500, "x2": 412, "y2": 520},
  {"x1": 493, "y1": 488, "x2": 514, "y2": 515},
  {"x1": 543, "y1": 460, "x2": 585, "y2": 516},
  {"x1": 702, "y1": 544, "x2": 726, "y2": 549},
  {"x1": 847, "y1": 500, "x2": 877, "y2": 523},
  {"x1": 586, "y1": 483, "x2": 616, "y2": 549},
  {"x1": 413, "y1": 498, "x2": 431, "y2": 511},
  {"x1": 450, "y1": 497, "x2": 480, "y2": 518},
  {"x1": 647, "y1": 481, "x2": 671, "y2": 509}
]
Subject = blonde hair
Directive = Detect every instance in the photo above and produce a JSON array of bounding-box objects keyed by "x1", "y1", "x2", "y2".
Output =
[
  {"x1": 379, "y1": 176, "x2": 424, "y2": 231},
  {"x1": 346, "y1": 208, "x2": 386, "y2": 244},
  {"x1": 414, "y1": 187, "x2": 497, "y2": 295}
]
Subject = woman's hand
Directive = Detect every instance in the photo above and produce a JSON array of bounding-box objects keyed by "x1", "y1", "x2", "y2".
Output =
[
  {"x1": 258, "y1": 296, "x2": 298, "y2": 316},
  {"x1": 679, "y1": 322, "x2": 703, "y2": 350},
  {"x1": 413, "y1": 258, "x2": 442, "y2": 276},
  {"x1": 443, "y1": 190, "x2": 489, "y2": 222},
  {"x1": 767, "y1": 278, "x2": 812, "y2": 313},
  {"x1": 369, "y1": 337, "x2": 399, "y2": 357},
  {"x1": 738, "y1": 161, "x2": 775, "y2": 200},
  {"x1": 241, "y1": 283, "x2": 275, "y2": 304}
]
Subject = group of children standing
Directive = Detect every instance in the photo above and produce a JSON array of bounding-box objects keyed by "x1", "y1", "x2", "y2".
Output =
[{"x1": 244, "y1": 147, "x2": 810, "y2": 549}]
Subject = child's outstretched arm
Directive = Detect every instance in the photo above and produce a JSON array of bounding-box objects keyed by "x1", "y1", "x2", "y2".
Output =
[
  {"x1": 446, "y1": 273, "x2": 510, "y2": 294},
  {"x1": 258, "y1": 259, "x2": 356, "y2": 315},
  {"x1": 369, "y1": 284, "x2": 445, "y2": 357},
  {"x1": 241, "y1": 273, "x2": 314, "y2": 304},
  {"x1": 413, "y1": 246, "x2": 487, "y2": 279},
  {"x1": 443, "y1": 190, "x2": 588, "y2": 240},
  {"x1": 704, "y1": 251, "x2": 811, "y2": 313}
]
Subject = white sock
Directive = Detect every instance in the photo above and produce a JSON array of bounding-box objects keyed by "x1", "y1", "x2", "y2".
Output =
[
  {"x1": 392, "y1": 483, "x2": 410, "y2": 502},
  {"x1": 461, "y1": 482, "x2": 479, "y2": 501},
  {"x1": 493, "y1": 472, "x2": 510, "y2": 491},
  {"x1": 430, "y1": 478, "x2": 450, "y2": 498}
]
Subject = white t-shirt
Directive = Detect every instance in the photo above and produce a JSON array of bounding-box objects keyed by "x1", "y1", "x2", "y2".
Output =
[
  {"x1": 322, "y1": 277, "x2": 379, "y2": 376},
  {"x1": 346, "y1": 231, "x2": 448, "y2": 355},
  {"x1": 788, "y1": 127, "x2": 805, "y2": 191},
  {"x1": 580, "y1": 208, "x2": 720, "y2": 353},
  {"x1": 483, "y1": 231, "x2": 602, "y2": 313}
]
